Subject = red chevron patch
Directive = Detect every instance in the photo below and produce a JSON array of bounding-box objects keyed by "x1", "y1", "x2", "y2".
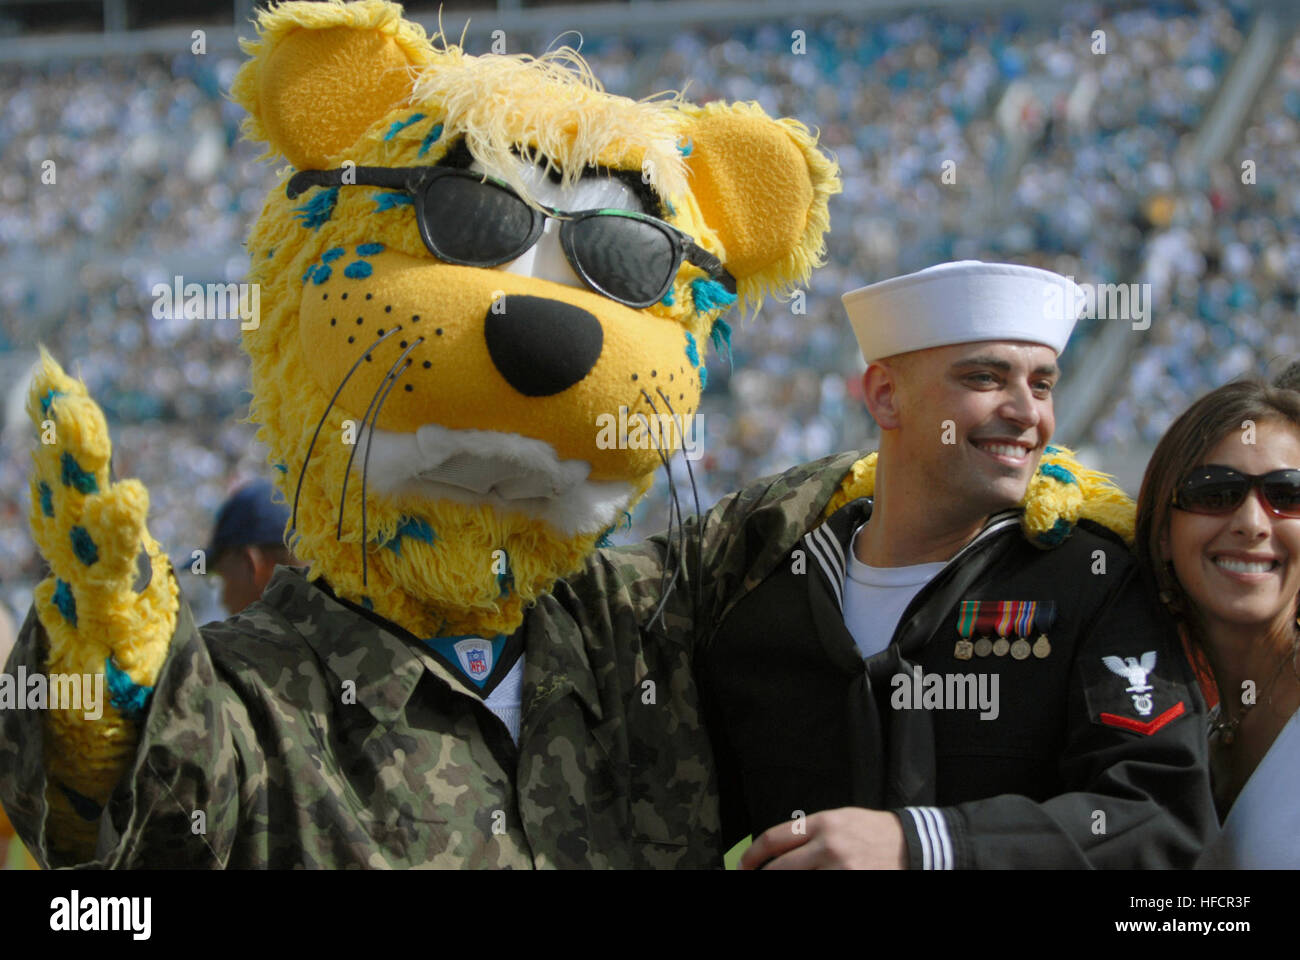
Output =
[{"x1": 1099, "y1": 701, "x2": 1186, "y2": 736}]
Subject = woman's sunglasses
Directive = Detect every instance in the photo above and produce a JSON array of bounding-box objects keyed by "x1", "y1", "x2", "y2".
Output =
[
  {"x1": 1171, "y1": 464, "x2": 1300, "y2": 518},
  {"x1": 286, "y1": 165, "x2": 734, "y2": 309}
]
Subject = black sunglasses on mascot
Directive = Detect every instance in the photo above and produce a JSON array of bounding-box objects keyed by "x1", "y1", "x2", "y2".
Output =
[
  {"x1": 286, "y1": 165, "x2": 734, "y2": 309},
  {"x1": 1171, "y1": 465, "x2": 1300, "y2": 519}
]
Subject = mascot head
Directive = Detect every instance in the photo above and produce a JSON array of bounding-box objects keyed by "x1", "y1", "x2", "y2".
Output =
[{"x1": 230, "y1": 0, "x2": 840, "y2": 638}]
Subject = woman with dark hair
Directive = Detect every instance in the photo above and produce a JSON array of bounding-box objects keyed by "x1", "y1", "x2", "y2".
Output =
[
  {"x1": 1134, "y1": 380, "x2": 1300, "y2": 867},
  {"x1": 1275, "y1": 359, "x2": 1300, "y2": 392}
]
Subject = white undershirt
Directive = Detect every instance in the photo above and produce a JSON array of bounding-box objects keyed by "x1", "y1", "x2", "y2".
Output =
[
  {"x1": 482, "y1": 655, "x2": 524, "y2": 746},
  {"x1": 842, "y1": 522, "x2": 947, "y2": 658}
]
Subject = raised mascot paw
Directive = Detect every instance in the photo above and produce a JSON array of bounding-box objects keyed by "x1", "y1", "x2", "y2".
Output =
[{"x1": 25, "y1": 347, "x2": 179, "y2": 858}]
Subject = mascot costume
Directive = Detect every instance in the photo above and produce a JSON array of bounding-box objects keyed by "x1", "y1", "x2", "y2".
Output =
[{"x1": 0, "y1": 0, "x2": 1131, "y2": 868}]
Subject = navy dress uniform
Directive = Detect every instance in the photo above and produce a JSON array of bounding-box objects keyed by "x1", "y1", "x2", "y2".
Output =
[
  {"x1": 696, "y1": 493, "x2": 1217, "y2": 868},
  {"x1": 694, "y1": 261, "x2": 1217, "y2": 868}
]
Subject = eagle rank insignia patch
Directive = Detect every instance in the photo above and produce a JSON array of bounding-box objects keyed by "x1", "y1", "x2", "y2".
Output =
[{"x1": 1082, "y1": 649, "x2": 1188, "y2": 736}]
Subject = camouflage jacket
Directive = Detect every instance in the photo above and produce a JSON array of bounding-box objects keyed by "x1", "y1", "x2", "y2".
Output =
[{"x1": 0, "y1": 451, "x2": 863, "y2": 869}]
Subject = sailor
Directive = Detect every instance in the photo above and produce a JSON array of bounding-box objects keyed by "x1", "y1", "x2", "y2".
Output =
[{"x1": 695, "y1": 261, "x2": 1218, "y2": 868}]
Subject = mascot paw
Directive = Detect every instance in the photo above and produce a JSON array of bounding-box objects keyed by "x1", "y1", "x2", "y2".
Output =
[{"x1": 23, "y1": 348, "x2": 180, "y2": 857}]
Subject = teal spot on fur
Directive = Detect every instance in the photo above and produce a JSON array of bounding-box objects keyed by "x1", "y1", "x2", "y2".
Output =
[
  {"x1": 61, "y1": 452, "x2": 98, "y2": 493},
  {"x1": 321, "y1": 247, "x2": 345, "y2": 263},
  {"x1": 660, "y1": 286, "x2": 675, "y2": 306},
  {"x1": 357, "y1": 242, "x2": 385, "y2": 256},
  {"x1": 266, "y1": 248, "x2": 275, "y2": 259},
  {"x1": 418, "y1": 122, "x2": 444, "y2": 158},
  {"x1": 1036, "y1": 517, "x2": 1073, "y2": 547},
  {"x1": 698, "y1": 365, "x2": 708, "y2": 389},
  {"x1": 105, "y1": 655, "x2": 152, "y2": 719},
  {"x1": 663, "y1": 198, "x2": 676, "y2": 217},
  {"x1": 302, "y1": 263, "x2": 315, "y2": 285},
  {"x1": 273, "y1": 462, "x2": 288, "y2": 474},
  {"x1": 1044, "y1": 444, "x2": 1060, "y2": 454},
  {"x1": 709, "y1": 317, "x2": 733, "y2": 364},
  {"x1": 310, "y1": 264, "x2": 332, "y2": 285},
  {"x1": 691, "y1": 278, "x2": 737, "y2": 315},
  {"x1": 684, "y1": 331, "x2": 700, "y2": 366},
  {"x1": 38, "y1": 481, "x2": 53, "y2": 517},
  {"x1": 361, "y1": 596, "x2": 374, "y2": 611},
  {"x1": 373, "y1": 191, "x2": 414, "y2": 212},
  {"x1": 344, "y1": 261, "x2": 372, "y2": 279},
  {"x1": 1040, "y1": 463, "x2": 1077, "y2": 485},
  {"x1": 397, "y1": 516, "x2": 435, "y2": 543},
  {"x1": 677, "y1": 138, "x2": 693, "y2": 156},
  {"x1": 293, "y1": 187, "x2": 339, "y2": 229},
  {"x1": 384, "y1": 112, "x2": 426, "y2": 141},
  {"x1": 496, "y1": 555, "x2": 514, "y2": 598},
  {"x1": 383, "y1": 515, "x2": 436, "y2": 555},
  {"x1": 53, "y1": 578, "x2": 76, "y2": 626},
  {"x1": 595, "y1": 511, "x2": 633, "y2": 549},
  {"x1": 40, "y1": 388, "x2": 64, "y2": 416},
  {"x1": 70, "y1": 525, "x2": 98, "y2": 565}
]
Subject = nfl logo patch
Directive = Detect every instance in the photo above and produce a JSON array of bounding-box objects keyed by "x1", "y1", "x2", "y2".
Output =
[{"x1": 454, "y1": 638, "x2": 493, "y2": 679}]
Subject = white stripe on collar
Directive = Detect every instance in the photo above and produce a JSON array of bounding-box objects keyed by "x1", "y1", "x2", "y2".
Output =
[
  {"x1": 805, "y1": 525, "x2": 844, "y2": 609},
  {"x1": 803, "y1": 506, "x2": 1022, "y2": 612},
  {"x1": 812, "y1": 523, "x2": 846, "y2": 577}
]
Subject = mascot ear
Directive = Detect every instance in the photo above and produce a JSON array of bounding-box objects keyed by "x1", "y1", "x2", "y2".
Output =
[
  {"x1": 679, "y1": 102, "x2": 841, "y2": 307},
  {"x1": 231, "y1": 0, "x2": 433, "y2": 169}
]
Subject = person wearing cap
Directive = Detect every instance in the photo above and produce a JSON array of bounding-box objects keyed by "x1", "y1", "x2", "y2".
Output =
[
  {"x1": 692, "y1": 260, "x2": 1216, "y2": 869},
  {"x1": 208, "y1": 478, "x2": 304, "y2": 615}
]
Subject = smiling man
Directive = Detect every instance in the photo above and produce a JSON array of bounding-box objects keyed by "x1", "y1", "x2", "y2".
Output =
[{"x1": 693, "y1": 261, "x2": 1217, "y2": 869}]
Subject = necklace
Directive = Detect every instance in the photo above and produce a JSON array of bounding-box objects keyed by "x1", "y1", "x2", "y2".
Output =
[
  {"x1": 1210, "y1": 704, "x2": 1253, "y2": 746},
  {"x1": 1212, "y1": 630, "x2": 1300, "y2": 747}
]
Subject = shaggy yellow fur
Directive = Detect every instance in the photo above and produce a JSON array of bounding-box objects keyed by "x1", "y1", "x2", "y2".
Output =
[
  {"x1": 408, "y1": 45, "x2": 690, "y2": 210},
  {"x1": 677, "y1": 101, "x2": 841, "y2": 315},
  {"x1": 229, "y1": 0, "x2": 840, "y2": 639},
  {"x1": 27, "y1": 0, "x2": 839, "y2": 858},
  {"x1": 231, "y1": 0, "x2": 437, "y2": 169},
  {"x1": 26, "y1": 349, "x2": 178, "y2": 858},
  {"x1": 824, "y1": 445, "x2": 1136, "y2": 546}
]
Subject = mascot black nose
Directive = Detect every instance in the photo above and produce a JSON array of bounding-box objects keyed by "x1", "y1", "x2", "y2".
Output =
[{"x1": 484, "y1": 295, "x2": 603, "y2": 397}]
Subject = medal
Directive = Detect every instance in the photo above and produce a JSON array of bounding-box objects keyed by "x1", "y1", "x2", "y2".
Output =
[
  {"x1": 1009, "y1": 600, "x2": 1034, "y2": 660},
  {"x1": 954, "y1": 600, "x2": 977, "y2": 660},
  {"x1": 1032, "y1": 601, "x2": 1057, "y2": 660},
  {"x1": 993, "y1": 601, "x2": 1015, "y2": 656},
  {"x1": 975, "y1": 601, "x2": 1001, "y2": 657}
]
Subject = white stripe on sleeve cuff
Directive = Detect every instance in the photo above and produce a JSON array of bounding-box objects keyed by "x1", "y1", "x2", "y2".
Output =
[{"x1": 905, "y1": 806, "x2": 954, "y2": 870}]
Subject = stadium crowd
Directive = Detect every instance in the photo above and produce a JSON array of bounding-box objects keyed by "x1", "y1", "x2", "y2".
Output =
[{"x1": 1, "y1": 0, "x2": 1296, "y2": 625}]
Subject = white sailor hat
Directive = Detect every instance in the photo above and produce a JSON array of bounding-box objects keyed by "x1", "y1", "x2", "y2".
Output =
[{"x1": 841, "y1": 260, "x2": 1085, "y2": 364}]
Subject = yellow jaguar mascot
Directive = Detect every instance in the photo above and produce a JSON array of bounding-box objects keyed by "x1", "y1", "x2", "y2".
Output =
[{"x1": 2, "y1": 0, "x2": 1127, "y2": 868}]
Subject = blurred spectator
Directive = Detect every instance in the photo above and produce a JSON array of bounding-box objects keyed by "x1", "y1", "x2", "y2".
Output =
[
  {"x1": 206, "y1": 478, "x2": 302, "y2": 615},
  {"x1": 0, "y1": 601, "x2": 12, "y2": 670},
  {"x1": 1, "y1": 0, "x2": 1295, "y2": 583}
]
